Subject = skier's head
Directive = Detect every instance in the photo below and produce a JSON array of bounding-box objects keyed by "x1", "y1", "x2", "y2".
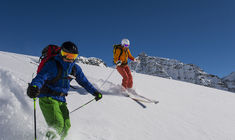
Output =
[
  {"x1": 61, "y1": 41, "x2": 78, "y2": 62},
  {"x1": 121, "y1": 39, "x2": 130, "y2": 47}
]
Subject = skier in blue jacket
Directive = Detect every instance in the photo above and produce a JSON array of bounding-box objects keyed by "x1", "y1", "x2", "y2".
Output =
[{"x1": 27, "y1": 41, "x2": 102, "y2": 140}]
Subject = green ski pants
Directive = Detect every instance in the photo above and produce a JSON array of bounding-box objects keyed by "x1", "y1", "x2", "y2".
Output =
[{"x1": 39, "y1": 97, "x2": 71, "y2": 140}]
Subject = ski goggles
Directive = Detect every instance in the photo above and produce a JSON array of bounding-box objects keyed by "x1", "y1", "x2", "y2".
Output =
[
  {"x1": 61, "y1": 50, "x2": 78, "y2": 60},
  {"x1": 123, "y1": 44, "x2": 129, "y2": 47}
]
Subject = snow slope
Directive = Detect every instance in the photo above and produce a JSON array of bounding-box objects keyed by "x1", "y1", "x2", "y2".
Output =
[{"x1": 1, "y1": 51, "x2": 235, "y2": 140}]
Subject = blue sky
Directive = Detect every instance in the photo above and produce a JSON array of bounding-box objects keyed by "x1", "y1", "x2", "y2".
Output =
[{"x1": 0, "y1": 0, "x2": 234, "y2": 77}]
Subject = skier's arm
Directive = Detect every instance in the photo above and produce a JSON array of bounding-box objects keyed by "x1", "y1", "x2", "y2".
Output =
[
  {"x1": 113, "y1": 49, "x2": 121, "y2": 64},
  {"x1": 75, "y1": 65, "x2": 98, "y2": 94},
  {"x1": 31, "y1": 61, "x2": 56, "y2": 89},
  {"x1": 127, "y1": 49, "x2": 135, "y2": 61}
]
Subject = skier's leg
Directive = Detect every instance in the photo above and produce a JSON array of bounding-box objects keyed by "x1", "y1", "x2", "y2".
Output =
[
  {"x1": 39, "y1": 97, "x2": 65, "y2": 138},
  {"x1": 59, "y1": 102, "x2": 71, "y2": 140},
  {"x1": 125, "y1": 65, "x2": 133, "y2": 88},
  {"x1": 117, "y1": 66, "x2": 128, "y2": 88}
]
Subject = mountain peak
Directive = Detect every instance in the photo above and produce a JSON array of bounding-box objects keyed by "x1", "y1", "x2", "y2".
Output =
[{"x1": 130, "y1": 53, "x2": 229, "y2": 92}]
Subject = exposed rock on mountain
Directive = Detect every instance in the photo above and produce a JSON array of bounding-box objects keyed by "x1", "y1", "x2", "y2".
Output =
[
  {"x1": 129, "y1": 52, "x2": 228, "y2": 91},
  {"x1": 76, "y1": 56, "x2": 107, "y2": 67}
]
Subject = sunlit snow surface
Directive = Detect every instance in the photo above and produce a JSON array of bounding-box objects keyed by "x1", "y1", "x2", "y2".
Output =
[{"x1": 0, "y1": 51, "x2": 235, "y2": 140}]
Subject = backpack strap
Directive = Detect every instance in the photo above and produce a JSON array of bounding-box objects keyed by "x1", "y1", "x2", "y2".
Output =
[
  {"x1": 67, "y1": 65, "x2": 77, "y2": 80},
  {"x1": 45, "y1": 59, "x2": 76, "y2": 84},
  {"x1": 118, "y1": 48, "x2": 123, "y2": 60},
  {"x1": 40, "y1": 59, "x2": 63, "y2": 95},
  {"x1": 71, "y1": 65, "x2": 76, "y2": 77},
  {"x1": 46, "y1": 59, "x2": 63, "y2": 85}
]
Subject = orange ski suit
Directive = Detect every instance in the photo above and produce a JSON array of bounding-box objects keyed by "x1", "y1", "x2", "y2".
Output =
[{"x1": 114, "y1": 45, "x2": 135, "y2": 89}]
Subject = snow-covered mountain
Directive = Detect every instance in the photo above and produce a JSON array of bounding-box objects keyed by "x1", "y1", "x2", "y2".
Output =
[
  {"x1": 222, "y1": 72, "x2": 235, "y2": 92},
  {"x1": 129, "y1": 52, "x2": 228, "y2": 92},
  {"x1": 76, "y1": 56, "x2": 106, "y2": 67},
  {"x1": 1, "y1": 51, "x2": 235, "y2": 140}
]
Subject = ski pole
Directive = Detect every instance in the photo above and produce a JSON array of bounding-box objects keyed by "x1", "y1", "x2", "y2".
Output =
[
  {"x1": 70, "y1": 98, "x2": 96, "y2": 114},
  {"x1": 69, "y1": 68, "x2": 115, "y2": 91},
  {"x1": 70, "y1": 67, "x2": 115, "y2": 114},
  {"x1": 33, "y1": 98, "x2": 37, "y2": 140},
  {"x1": 99, "y1": 68, "x2": 115, "y2": 89}
]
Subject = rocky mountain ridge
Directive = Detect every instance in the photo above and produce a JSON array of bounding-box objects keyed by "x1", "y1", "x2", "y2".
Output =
[
  {"x1": 222, "y1": 72, "x2": 235, "y2": 92},
  {"x1": 76, "y1": 56, "x2": 107, "y2": 67},
  {"x1": 129, "y1": 52, "x2": 234, "y2": 93}
]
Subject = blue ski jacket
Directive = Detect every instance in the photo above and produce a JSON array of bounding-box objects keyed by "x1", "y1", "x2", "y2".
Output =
[{"x1": 31, "y1": 55, "x2": 98, "y2": 102}]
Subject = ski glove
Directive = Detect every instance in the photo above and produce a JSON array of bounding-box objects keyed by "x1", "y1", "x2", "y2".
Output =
[
  {"x1": 93, "y1": 91, "x2": 102, "y2": 101},
  {"x1": 134, "y1": 59, "x2": 140, "y2": 63},
  {"x1": 116, "y1": 60, "x2": 122, "y2": 66},
  {"x1": 27, "y1": 84, "x2": 40, "y2": 98}
]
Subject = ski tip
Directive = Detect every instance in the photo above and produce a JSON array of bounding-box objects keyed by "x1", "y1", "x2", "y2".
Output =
[{"x1": 154, "y1": 101, "x2": 159, "y2": 104}]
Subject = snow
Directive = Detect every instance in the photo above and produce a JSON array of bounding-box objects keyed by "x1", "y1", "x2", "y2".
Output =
[
  {"x1": 1, "y1": 51, "x2": 235, "y2": 140},
  {"x1": 76, "y1": 56, "x2": 107, "y2": 67},
  {"x1": 223, "y1": 72, "x2": 235, "y2": 82},
  {"x1": 129, "y1": 52, "x2": 228, "y2": 92}
]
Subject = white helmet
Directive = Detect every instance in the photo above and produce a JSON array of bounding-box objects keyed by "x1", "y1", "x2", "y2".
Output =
[{"x1": 121, "y1": 39, "x2": 130, "y2": 47}]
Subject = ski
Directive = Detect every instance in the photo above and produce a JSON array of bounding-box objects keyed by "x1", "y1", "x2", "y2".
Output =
[
  {"x1": 121, "y1": 89, "x2": 159, "y2": 108},
  {"x1": 127, "y1": 89, "x2": 159, "y2": 104},
  {"x1": 122, "y1": 93, "x2": 146, "y2": 108},
  {"x1": 125, "y1": 94, "x2": 154, "y2": 103},
  {"x1": 131, "y1": 98, "x2": 147, "y2": 108}
]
